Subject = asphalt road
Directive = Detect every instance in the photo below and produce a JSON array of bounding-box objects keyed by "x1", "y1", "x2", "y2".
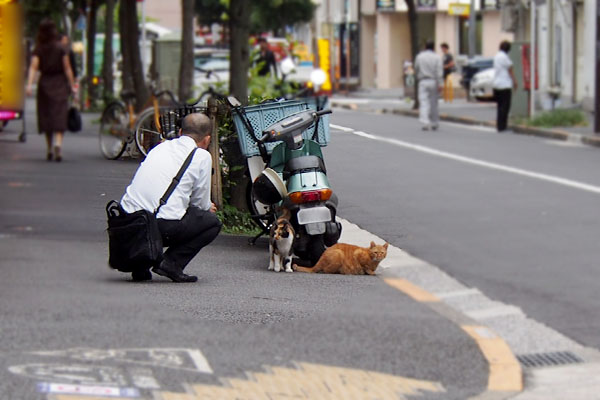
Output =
[
  {"x1": 0, "y1": 103, "x2": 487, "y2": 399},
  {"x1": 325, "y1": 108, "x2": 600, "y2": 351}
]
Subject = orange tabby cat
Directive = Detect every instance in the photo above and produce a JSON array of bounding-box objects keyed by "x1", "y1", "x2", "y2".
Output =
[{"x1": 294, "y1": 241, "x2": 388, "y2": 275}]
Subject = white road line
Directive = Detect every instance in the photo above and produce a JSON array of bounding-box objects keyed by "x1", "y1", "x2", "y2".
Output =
[{"x1": 331, "y1": 124, "x2": 600, "y2": 195}]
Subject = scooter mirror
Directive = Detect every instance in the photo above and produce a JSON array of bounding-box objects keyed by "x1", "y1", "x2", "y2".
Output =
[
  {"x1": 280, "y1": 57, "x2": 296, "y2": 75},
  {"x1": 227, "y1": 96, "x2": 241, "y2": 107}
]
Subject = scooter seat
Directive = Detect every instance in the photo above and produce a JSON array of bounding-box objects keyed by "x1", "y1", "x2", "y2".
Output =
[{"x1": 285, "y1": 155, "x2": 326, "y2": 174}]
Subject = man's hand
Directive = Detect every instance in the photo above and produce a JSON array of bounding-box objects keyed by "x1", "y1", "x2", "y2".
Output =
[{"x1": 209, "y1": 203, "x2": 218, "y2": 213}]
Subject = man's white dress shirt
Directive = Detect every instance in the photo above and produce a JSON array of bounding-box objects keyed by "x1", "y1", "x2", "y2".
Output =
[
  {"x1": 493, "y1": 50, "x2": 513, "y2": 90},
  {"x1": 121, "y1": 135, "x2": 212, "y2": 220}
]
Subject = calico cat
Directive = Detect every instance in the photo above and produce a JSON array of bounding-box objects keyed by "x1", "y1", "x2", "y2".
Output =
[
  {"x1": 294, "y1": 241, "x2": 388, "y2": 275},
  {"x1": 268, "y1": 208, "x2": 295, "y2": 273}
]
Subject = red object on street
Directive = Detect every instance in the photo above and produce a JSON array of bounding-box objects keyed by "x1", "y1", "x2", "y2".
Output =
[{"x1": 522, "y1": 44, "x2": 539, "y2": 91}]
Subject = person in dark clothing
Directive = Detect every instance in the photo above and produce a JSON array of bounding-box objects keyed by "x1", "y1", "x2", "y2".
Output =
[
  {"x1": 120, "y1": 113, "x2": 221, "y2": 283},
  {"x1": 255, "y1": 37, "x2": 278, "y2": 77},
  {"x1": 26, "y1": 19, "x2": 77, "y2": 162}
]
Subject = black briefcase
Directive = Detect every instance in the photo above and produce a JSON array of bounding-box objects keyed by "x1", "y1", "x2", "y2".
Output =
[{"x1": 106, "y1": 200, "x2": 163, "y2": 272}]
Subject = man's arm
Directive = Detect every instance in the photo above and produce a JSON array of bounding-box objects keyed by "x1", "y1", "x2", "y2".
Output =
[{"x1": 190, "y1": 156, "x2": 213, "y2": 211}]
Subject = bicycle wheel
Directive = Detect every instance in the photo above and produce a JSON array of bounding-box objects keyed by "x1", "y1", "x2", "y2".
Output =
[
  {"x1": 99, "y1": 102, "x2": 128, "y2": 160},
  {"x1": 134, "y1": 107, "x2": 164, "y2": 157}
]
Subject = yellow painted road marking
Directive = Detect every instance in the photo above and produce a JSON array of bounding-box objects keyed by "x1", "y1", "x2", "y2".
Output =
[
  {"x1": 384, "y1": 278, "x2": 440, "y2": 303},
  {"x1": 157, "y1": 362, "x2": 445, "y2": 400},
  {"x1": 384, "y1": 276, "x2": 522, "y2": 394},
  {"x1": 462, "y1": 326, "x2": 523, "y2": 392}
]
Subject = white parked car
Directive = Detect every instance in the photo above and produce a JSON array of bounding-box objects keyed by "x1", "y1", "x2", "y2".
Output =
[
  {"x1": 193, "y1": 49, "x2": 229, "y2": 96},
  {"x1": 469, "y1": 67, "x2": 495, "y2": 101}
]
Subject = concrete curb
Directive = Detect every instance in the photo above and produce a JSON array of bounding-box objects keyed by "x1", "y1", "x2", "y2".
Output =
[
  {"x1": 330, "y1": 101, "x2": 600, "y2": 148},
  {"x1": 338, "y1": 218, "x2": 523, "y2": 400}
]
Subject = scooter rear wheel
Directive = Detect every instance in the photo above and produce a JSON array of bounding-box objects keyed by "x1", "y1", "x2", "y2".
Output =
[{"x1": 295, "y1": 234, "x2": 325, "y2": 267}]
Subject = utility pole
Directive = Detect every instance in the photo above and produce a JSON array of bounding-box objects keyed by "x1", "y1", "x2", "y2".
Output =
[{"x1": 468, "y1": 0, "x2": 476, "y2": 57}]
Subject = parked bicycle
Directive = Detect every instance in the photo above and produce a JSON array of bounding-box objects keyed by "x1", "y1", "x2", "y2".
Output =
[{"x1": 99, "y1": 86, "x2": 189, "y2": 160}]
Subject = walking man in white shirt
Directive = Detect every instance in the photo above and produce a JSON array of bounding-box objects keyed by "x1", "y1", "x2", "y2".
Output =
[
  {"x1": 121, "y1": 113, "x2": 221, "y2": 282},
  {"x1": 414, "y1": 39, "x2": 443, "y2": 131},
  {"x1": 493, "y1": 41, "x2": 518, "y2": 132}
]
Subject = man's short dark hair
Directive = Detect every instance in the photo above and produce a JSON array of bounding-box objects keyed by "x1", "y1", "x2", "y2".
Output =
[
  {"x1": 500, "y1": 40, "x2": 511, "y2": 52},
  {"x1": 425, "y1": 39, "x2": 435, "y2": 50},
  {"x1": 441, "y1": 43, "x2": 449, "y2": 50},
  {"x1": 181, "y1": 113, "x2": 211, "y2": 141}
]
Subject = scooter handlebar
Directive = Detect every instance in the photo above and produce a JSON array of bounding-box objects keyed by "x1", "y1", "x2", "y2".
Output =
[{"x1": 314, "y1": 109, "x2": 332, "y2": 117}]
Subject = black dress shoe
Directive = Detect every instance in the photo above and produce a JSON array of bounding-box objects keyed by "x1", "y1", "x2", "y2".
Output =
[
  {"x1": 152, "y1": 261, "x2": 198, "y2": 283},
  {"x1": 131, "y1": 269, "x2": 152, "y2": 282}
]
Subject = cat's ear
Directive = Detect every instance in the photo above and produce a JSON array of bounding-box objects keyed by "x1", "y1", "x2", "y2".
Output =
[
  {"x1": 370, "y1": 241, "x2": 376, "y2": 248},
  {"x1": 383, "y1": 242, "x2": 389, "y2": 249}
]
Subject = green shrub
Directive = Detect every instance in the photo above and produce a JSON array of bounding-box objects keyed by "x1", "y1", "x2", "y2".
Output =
[
  {"x1": 527, "y1": 109, "x2": 588, "y2": 128},
  {"x1": 216, "y1": 204, "x2": 262, "y2": 236}
]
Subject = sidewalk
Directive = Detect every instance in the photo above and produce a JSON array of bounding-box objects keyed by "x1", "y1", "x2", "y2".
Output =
[{"x1": 331, "y1": 88, "x2": 600, "y2": 148}]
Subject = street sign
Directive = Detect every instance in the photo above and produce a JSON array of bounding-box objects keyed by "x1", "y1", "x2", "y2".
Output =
[{"x1": 448, "y1": 3, "x2": 470, "y2": 16}]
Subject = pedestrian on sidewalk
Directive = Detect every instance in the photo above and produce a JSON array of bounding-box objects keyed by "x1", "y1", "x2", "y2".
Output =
[
  {"x1": 493, "y1": 41, "x2": 518, "y2": 132},
  {"x1": 26, "y1": 19, "x2": 77, "y2": 162},
  {"x1": 120, "y1": 113, "x2": 222, "y2": 282},
  {"x1": 441, "y1": 43, "x2": 455, "y2": 103},
  {"x1": 415, "y1": 39, "x2": 443, "y2": 131}
]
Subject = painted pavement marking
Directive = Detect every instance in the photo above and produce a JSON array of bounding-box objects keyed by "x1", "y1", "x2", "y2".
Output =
[
  {"x1": 155, "y1": 362, "x2": 445, "y2": 400},
  {"x1": 331, "y1": 124, "x2": 600, "y2": 195}
]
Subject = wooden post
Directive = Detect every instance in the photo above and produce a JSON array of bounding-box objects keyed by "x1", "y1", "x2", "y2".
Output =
[{"x1": 207, "y1": 97, "x2": 223, "y2": 209}]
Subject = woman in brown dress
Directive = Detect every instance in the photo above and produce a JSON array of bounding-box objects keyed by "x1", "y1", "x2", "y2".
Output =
[{"x1": 26, "y1": 19, "x2": 77, "y2": 162}]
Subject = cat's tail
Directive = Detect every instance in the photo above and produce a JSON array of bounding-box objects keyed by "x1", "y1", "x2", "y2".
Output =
[{"x1": 293, "y1": 264, "x2": 317, "y2": 273}]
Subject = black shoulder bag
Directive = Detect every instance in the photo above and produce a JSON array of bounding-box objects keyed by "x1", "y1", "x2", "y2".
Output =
[{"x1": 106, "y1": 148, "x2": 198, "y2": 272}]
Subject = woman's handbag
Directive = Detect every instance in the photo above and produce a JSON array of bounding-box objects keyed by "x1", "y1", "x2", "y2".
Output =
[
  {"x1": 106, "y1": 148, "x2": 198, "y2": 272},
  {"x1": 67, "y1": 105, "x2": 82, "y2": 132}
]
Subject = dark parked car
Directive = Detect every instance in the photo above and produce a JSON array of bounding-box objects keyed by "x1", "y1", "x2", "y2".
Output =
[{"x1": 460, "y1": 57, "x2": 493, "y2": 100}]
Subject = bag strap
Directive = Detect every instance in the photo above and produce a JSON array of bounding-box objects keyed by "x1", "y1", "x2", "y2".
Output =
[{"x1": 155, "y1": 147, "x2": 198, "y2": 215}]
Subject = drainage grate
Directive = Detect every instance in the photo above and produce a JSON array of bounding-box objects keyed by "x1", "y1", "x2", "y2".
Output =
[{"x1": 517, "y1": 351, "x2": 583, "y2": 368}]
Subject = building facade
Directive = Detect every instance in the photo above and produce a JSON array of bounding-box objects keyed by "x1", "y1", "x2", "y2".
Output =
[{"x1": 357, "y1": 0, "x2": 513, "y2": 89}]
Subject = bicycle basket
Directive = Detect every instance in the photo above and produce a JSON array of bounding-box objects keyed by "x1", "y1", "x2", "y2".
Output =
[
  {"x1": 231, "y1": 97, "x2": 331, "y2": 158},
  {"x1": 159, "y1": 106, "x2": 207, "y2": 139}
]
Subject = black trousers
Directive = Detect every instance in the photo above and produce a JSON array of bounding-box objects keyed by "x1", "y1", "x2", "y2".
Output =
[
  {"x1": 157, "y1": 207, "x2": 222, "y2": 271},
  {"x1": 494, "y1": 89, "x2": 512, "y2": 132}
]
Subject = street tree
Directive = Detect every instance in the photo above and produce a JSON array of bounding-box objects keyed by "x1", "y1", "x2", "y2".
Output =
[
  {"x1": 101, "y1": 0, "x2": 116, "y2": 102},
  {"x1": 179, "y1": 0, "x2": 195, "y2": 102},
  {"x1": 118, "y1": 0, "x2": 148, "y2": 110},
  {"x1": 249, "y1": 0, "x2": 315, "y2": 36},
  {"x1": 226, "y1": 0, "x2": 251, "y2": 210},
  {"x1": 86, "y1": 0, "x2": 99, "y2": 107}
]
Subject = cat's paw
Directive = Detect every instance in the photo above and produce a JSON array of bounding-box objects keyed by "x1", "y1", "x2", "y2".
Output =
[{"x1": 285, "y1": 267, "x2": 293, "y2": 273}]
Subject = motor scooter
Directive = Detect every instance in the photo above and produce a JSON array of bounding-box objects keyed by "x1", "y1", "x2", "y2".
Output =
[{"x1": 229, "y1": 95, "x2": 341, "y2": 266}]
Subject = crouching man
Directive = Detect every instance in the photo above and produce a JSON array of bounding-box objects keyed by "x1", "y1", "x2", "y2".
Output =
[{"x1": 121, "y1": 113, "x2": 221, "y2": 282}]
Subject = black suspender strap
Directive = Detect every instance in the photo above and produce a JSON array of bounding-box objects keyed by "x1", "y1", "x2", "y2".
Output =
[{"x1": 155, "y1": 147, "x2": 198, "y2": 215}]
